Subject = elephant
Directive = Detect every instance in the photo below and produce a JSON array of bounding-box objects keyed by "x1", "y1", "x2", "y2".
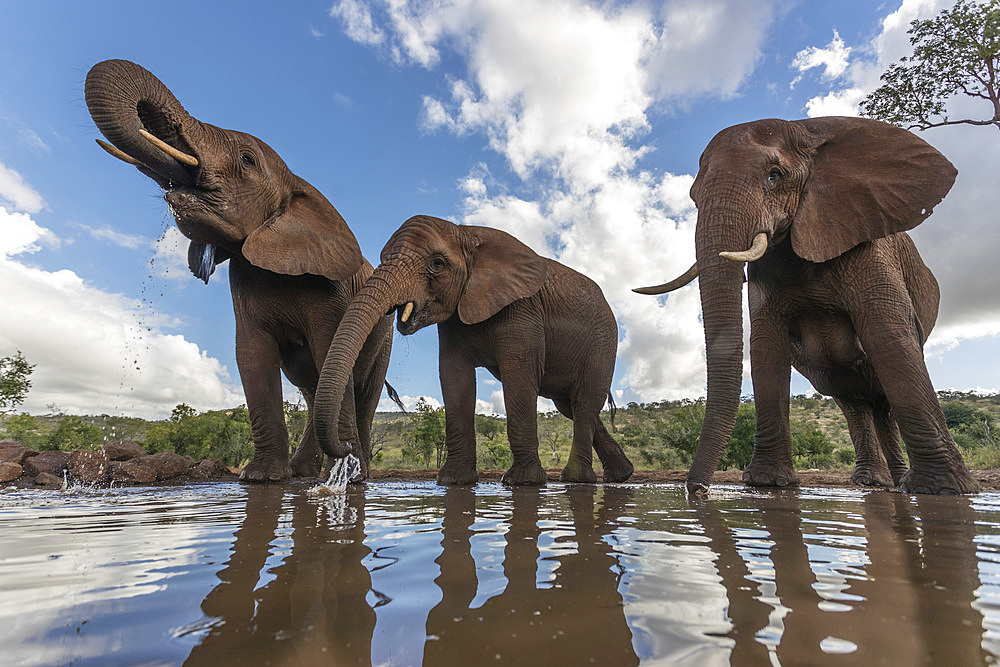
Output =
[
  {"x1": 85, "y1": 59, "x2": 396, "y2": 482},
  {"x1": 313, "y1": 215, "x2": 634, "y2": 486},
  {"x1": 635, "y1": 116, "x2": 978, "y2": 495}
]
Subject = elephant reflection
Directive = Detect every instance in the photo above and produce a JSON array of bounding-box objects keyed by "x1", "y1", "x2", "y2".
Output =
[
  {"x1": 185, "y1": 486, "x2": 375, "y2": 665},
  {"x1": 694, "y1": 491, "x2": 990, "y2": 664},
  {"x1": 423, "y1": 486, "x2": 639, "y2": 664}
]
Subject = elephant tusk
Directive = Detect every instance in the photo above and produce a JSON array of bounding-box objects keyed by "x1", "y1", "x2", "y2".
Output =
[
  {"x1": 633, "y1": 263, "x2": 698, "y2": 295},
  {"x1": 400, "y1": 302, "x2": 414, "y2": 323},
  {"x1": 720, "y1": 232, "x2": 768, "y2": 263},
  {"x1": 139, "y1": 129, "x2": 199, "y2": 167},
  {"x1": 95, "y1": 139, "x2": 141, "y2": 167}
]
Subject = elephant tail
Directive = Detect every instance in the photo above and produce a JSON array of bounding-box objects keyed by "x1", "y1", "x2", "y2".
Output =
[
  {"x1": 384, "y1": 380, "x2": 407, "y2": 413},
  {"x1": 606, "y1": 392, "x2": 617, "y2": 431}
]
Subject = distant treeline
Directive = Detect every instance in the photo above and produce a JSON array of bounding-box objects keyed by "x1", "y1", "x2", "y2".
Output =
[{"x1": 2, "y1": 391, "x2": 998, "y2": 472}]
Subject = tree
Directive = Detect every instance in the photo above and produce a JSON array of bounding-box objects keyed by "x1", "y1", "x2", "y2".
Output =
[
  {"x1": 47, "y1": 415, "x2": 102, "y2": 451},
  {"x1": 861, "y1": 0, "x2": 1000, "y2": 131},
  {"x1": 0, "y1": 350, "x2": 34, "y2": 412},
  {"x1": 402, "y1": 398, "x2": 446, "y2": 467}
]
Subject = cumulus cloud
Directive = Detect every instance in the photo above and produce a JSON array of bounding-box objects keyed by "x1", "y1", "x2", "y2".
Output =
[
  {"x1": 332, "y1": 0, "x2": 774, "y2": 402},
  {"x1": 0, "y1": 160, "x2": 45, "y2": 214},
  {"x1": 329, "y1": 0, "x2": 385, "y2": 46},
  {"x1": 790, "y1": 30, "x2": 851, "y2": 87},
  {"x1": 376, "y1": 394, "x2": 442, "y2": 412},
  {"x1": 0, "y1": 204, "x2": 243, "y2": 418}
]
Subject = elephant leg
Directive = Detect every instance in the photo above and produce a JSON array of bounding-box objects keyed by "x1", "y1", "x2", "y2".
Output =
[
  {"x1": 834, "y1": 397, "x2": 893, "y2": 487},
  {"x1": 849, "y1": 287, "x2": 978, "y2": 494},
  {"x1": 353, "y1": 319, "x2": 394, "y2": 476},
  {"x1": 236, "y1": 326, "x2": 292, "y2": 483},
  {"x1": 335, "y1": 372, "x2": 366, "y2": 480},
  {"x1": 437, "y1": 348, "x2": 479, "y2": 486},
  {"x1": 874, "y1": 399, "x2": 907, "y2": 486},
  {"x1": 289, "y1": 389, "x2": 324, "y2": 478},
  {"x1": 559, "y1": 395, "x2": 597, "y2": 484},
  {"x1": 743, "y1": 314, "x2": 798, "y2": 487},
  {"x1": 593, "y1": 420, "x2": 633, "y2": 483},
  {"x1": 498, "y1": 357, "x2": 546, "y2": 487}
]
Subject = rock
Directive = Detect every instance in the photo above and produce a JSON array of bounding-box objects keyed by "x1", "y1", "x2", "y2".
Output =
[
  {"x1": 34, "y1": 472, "x2": 64, "y2": 487},
  {"x1": 23, "y1": 450, "x2": 70, "y2": 477},
  {"x1": 137, "y1": 452, "x2": 193, "y2": 480},
  {"x1": 68, "y1": 450, "x2": 110, "y2": 484},
  {"x1": 109, "y1": 460, "x2": 157, "y2": 484},
  {"x1": 0, "y1": 442, "x2": 36, "y2": 465},
  {"x1": 0, "y1": 462, "x2": 22, "y2": 482},
  {"x1": 102, "y1": 441, "x2": 146, "y2": 461},
  {"x1": 188, "y1": 458, "x2": 231, "y2": 480}
]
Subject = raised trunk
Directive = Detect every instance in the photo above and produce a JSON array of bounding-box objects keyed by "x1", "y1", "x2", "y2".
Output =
[
  {"x1": 314, "y1": 261, "x2": 412, "y2": 457},
  {"x1": 686, "y1": 213, "x2": 748, "y2": 493},
  {"x1": 85, "y1": 59, "x2": 199, "y2": 186}
]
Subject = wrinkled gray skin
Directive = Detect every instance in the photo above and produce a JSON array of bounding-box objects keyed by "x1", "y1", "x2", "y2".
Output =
[
  {"x1": 85, "y1": 59, "x2": 393, "y2": 482},
  {"x1": 313, "y1": 215, "x2": 634, "y2": 485},
  {"x1": 638, "y1": 116, "x2": 978, "y2": 495}
]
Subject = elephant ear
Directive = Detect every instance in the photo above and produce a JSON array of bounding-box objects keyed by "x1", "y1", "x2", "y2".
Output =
[
  {"x1": 242, "y1": 178, "x2": 364, "y2": 281},
  {"x1": 790, "y1": 116, "x2": 957, "y2": 263},
  {"x1": 458, "y1": 226, "x2": 547, "y2": 325}
]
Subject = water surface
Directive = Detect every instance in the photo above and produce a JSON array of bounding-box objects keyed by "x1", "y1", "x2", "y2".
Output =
[{"x1": 1, "y1": 482, "x2": 998, "y2": 665}]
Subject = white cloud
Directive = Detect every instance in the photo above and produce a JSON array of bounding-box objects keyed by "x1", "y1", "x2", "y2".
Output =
[
  {"x1": 78, "y1": 223, "x2": 148, "y2": 250},
  {"x1": 0, "y1": 161, "x2": 45, "y2": 214},
  {"x1": 0, "y1": 206, "x2": 243, "y2": 418},
  {"x1": 152, "y1": 225, "x2": 196, "y2": 282},
  {"x1": 332, "y1": 0, "x2": 777, "y2": 402},
  {"x1": 329, "y1": 0, "x2": 384, "y2": 46},
  {"x1": 376, "y1": 394, "x2": 442, "y2": 412},
  {"x1": 790, "y1": 30, "x2": 851, "y2": 88}
]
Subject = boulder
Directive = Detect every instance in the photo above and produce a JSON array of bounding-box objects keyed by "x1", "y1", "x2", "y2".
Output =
[
  {"x1": 69, "y1": 450, "x2": 110, "y2": 484},
  {"x1": 0, "y1": 441, "x2": 35, "y2": 464},
  {"x1": 137, "y1": 452, "x2": 193, "y2": 480},
  {"x1": 0, "y1": 461, "x2": 22, "y2": 483},
  {"x1": 109, "y1": 460, "x2": 157, "y2": 484},
  {"x1": 34, "y1": 472, "x2": 63, "y2": 487},
  {"x1": 102, "y1": 441, "x2": 146, "y2": 461},
  {"x1": 188, "y1": 458, "x2": 231, "y2": 480},
  {"x1": 23, "y1": 450, "x2": 69, "y2": 477}
]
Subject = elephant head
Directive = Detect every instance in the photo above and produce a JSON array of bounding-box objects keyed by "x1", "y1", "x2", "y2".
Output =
[
  {"x1": 313, "y1": 215, "x2": 546, "y2": 456},
  {"x1": 636, "y1": 116, "x2": 957, "y2": 492},
  {"x1": 85, "y1": 59, "x2": 363, "y2": 283}
]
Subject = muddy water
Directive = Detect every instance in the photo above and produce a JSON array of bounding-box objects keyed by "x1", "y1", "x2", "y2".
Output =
[{"x1": 1, "y1": 483, "x2": 998, "y2": 666}]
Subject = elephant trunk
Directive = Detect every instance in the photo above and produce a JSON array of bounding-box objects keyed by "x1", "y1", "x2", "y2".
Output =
[
  {"x1": 314, "y1": 260, "x2": 414, "y2": 457},
  {"x1": 85, "y1": 59, "x2": 200, "y2": 186},
  {"x1": 686, "y1": 210, "x2": 749, "y2": 494}
]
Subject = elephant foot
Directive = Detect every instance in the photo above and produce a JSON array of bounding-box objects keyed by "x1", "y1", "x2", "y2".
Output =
[
  {"x1": 742, "y1": 460, "x2": 799, "y2": 488},
  {"x1": 240, "y1": 456, "x2": 291, "y2": 483},
  {"x1": 601, "y1": 457, "x2": 634, "y2": 483},
  {"x1": 501, "y1": 460, "x2": 547, "y2": 486},
  {"x1": 849, "y1": 464, "x2": 894, "y2": 488},
  {"x1": 437, "y1": 460, "x2": 479, "y2": 486},
  {"x1": 899, "y1": 466, "x2": 980, "y2": 495},
  {"x1": 560, "y1": 458, "x2": 597, "y2": 484},
  {"x1": 889, "y1": 465, "x2": 908, "y2": 487}
]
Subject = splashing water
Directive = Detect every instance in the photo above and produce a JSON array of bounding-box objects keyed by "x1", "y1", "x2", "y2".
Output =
[{"x1": 308, "y1": 454, "x2": 360, "y2": 496}]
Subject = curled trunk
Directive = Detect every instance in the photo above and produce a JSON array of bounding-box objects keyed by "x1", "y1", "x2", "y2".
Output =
[
  {"x1": 85, "y1": 59, "x2": 199, "y2": 186},
  {"x1": 686, "y1": 215, "x2": 748, "y2": 493},
  {"x1": 314, "y1": 262, "x2": 411, "y2": 457}
]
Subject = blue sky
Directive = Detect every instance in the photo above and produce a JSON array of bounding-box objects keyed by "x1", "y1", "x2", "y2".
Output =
[{"x1": 1, "y1": 0, "x2": 997, "y2": 418}]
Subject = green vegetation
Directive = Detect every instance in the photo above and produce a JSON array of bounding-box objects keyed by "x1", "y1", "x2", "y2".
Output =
[
  {"x1": 861, "y1": 0, "x2": 1000, "y2": 132},
  {"x1": 0, "y1": 350, "x2": 34, "y2": 412},
  {"x1": 1, "y1": 391, "x2": 998, "y2": 472}
]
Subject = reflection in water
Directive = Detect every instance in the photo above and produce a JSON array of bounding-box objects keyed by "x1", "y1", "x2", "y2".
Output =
[{"x1": 1, "y1": 483, "x2": 999, "y2": 665}]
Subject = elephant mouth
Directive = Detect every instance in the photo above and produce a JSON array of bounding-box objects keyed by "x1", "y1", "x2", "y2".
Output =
[{"x1": 390, "y1": 301, "x2": 421, "y2": 335}]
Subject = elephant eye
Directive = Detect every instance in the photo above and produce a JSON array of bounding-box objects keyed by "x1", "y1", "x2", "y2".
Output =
[
  {"x1": 429, "y1": 256, "x2": 446, "y2": 272},
  {"x1": 766, "y1": 167, "x2": 784, "y2": 185},
  {"x1": 240, "y1": 151, "x2": 257, "y2": 168}
]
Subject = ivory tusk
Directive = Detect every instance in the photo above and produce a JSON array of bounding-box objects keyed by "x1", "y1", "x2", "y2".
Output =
[
  {"x1": 633, "y1": 263, "x2": 698, "y2": 295},
  {"x1": 95, "y1": 139, "x2": 141, "y2": 167},
  {"x1": 138, "y1": 129, "x2": 199, "y2": 167},
  {"x1": 720, "y1": 232, "x2": 768, "y2": 263},
  {"x1": 400, "y1": 302, "x2": 414, "y2": 323}
]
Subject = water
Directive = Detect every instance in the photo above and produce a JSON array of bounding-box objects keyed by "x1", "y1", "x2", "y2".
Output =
[
  {"x1": 309, "y1": 454, "x2": 361, "y2": 496},
  {"x1": 1, "y1": 482, "x2": 998, "y2": 666}
]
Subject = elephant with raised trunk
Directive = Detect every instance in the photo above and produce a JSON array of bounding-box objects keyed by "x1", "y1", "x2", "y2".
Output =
[
  {"x1": 314, "y1": 215, "x2": 634, "y2": 486},
  {"x1": 85, "y1": 59, "x2": 396, "y2": 482},
  {"x1": 636, "y1": 116, "x2": 977, "y2": 495}
]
